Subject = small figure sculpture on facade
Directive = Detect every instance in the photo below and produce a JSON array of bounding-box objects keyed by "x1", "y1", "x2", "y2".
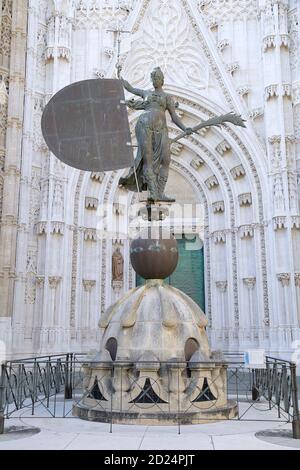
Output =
[{"x1": 112, "y1": 247, "x2": 124, "y2": 282}]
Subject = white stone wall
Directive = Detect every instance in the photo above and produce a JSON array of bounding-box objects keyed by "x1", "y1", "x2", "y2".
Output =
[{"x1": 0, "y1": 0, "x2": 300, "y2": 358}]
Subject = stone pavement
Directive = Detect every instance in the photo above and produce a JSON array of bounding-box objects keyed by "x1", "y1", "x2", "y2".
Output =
[{"x1": 0, "y1": 412, "x2": 299, "y2": 450}]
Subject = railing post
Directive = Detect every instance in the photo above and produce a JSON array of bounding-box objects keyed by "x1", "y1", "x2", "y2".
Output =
[
  {"x1": 64, "y1": 354, "x2": 73, "y2": 399},
  {"x1": 0, "y1": 363, "x2": 6, "y2": 434},
  {"x1": 252, "y1": 368, "x2": 260, "y2": 401},
  {"x1": 291, "y1": 363, "x2": 300, "y2": 439}
]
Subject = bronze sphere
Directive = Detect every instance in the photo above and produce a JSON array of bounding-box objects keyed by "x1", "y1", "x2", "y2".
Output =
[{"x1": 130, "y1": 235, "x2": 179, "y2": 280}]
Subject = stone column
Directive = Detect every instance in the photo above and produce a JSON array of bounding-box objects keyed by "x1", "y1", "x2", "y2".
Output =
[
  {"x1": 82, "y1": 280, "x2": 96, "y2": 331},
  {"x1": 216, "y1": 281, "x2": 228, "y2": 342},
  {"x1": 294, "y1": 273, "x2": 300, "y2": 327},
  {"x1": 277, "y1": 273, "x2": 291, "y2": 325},
  {"x1": 260, "y1": 1, "x2": 298, "y2": 342},
  {"x1": 243, "y1": 277, "x2": 257, "y2": 341},
  {"x1": 33, "y1": 275, "x2": 45, "y2": 350},
  {"x1": 0, "y1": 1, "x2": 27, "y2": 321},
  {"x1": 47, "y1": 275, "x2": 62, "y2": 349}
]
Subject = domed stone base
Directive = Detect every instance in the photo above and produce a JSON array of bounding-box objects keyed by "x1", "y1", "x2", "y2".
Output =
[
  {"x1": 73, "y1": 400, "x2": 238, "y2": 425},
  {"x1": 75, "y1": 279, "x2": 236, "y2": 426}
]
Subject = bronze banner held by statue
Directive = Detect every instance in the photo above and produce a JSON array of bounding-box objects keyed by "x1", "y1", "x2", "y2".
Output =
[{"x1": 41, "y1": 79, "x2": 134, "y2": 172}]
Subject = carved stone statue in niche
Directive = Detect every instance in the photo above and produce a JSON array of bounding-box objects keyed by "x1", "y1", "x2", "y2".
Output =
[{"x1": 112, "y1": 247, "x2": 124, "y2": 282}]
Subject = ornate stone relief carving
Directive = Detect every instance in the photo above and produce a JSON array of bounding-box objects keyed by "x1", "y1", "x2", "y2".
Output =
[
  {"x1": 231, "y1": 164, "x2": 246, "y2": 180},
  {"x1": 36, "y1": 221, "x2": 47, "y2": 235},
  {"x1": 238, "y1": 193, "x2": 252, "y2": 207},
  {"x1": 29, "y1": 168, "x2": 42, "y2": 227},
  {"x1": 190, "y1": 157, "x2": 204, "y2": 171},
  {"x1": 217, "y1": 39, "x2": 229, "y2": 53},
  {"x1": 51, "y1": 177, "x2": 64, "y2": 221},
  {"x1": 205, "y1": 175, "x2": 219, "y2": 189},
  {"x1": 50, "y1": 221, "x2": 65, "y2": 235},
  {"x1": 0, "y1": 78, "x2": 8, "y2": 106},
  {"x1": 212, "y1": 201, "x2": 225, "y2": 214},
  {"x1": 0, "y1": 1, "x2": 12, "y2": 64},
  {"x1": 237, "y1": 86, "x2": 249, "y2": 97},
  {"x1": 273, "y1": 216, "x2": 287, "y2": 230},
  {"x1": 0, "y1": 0, "x2": 12, "y2": 153},
  {"x1": 33, "y1": 96, "x2": 47, "y2": 151},
  {"x1": 288, "y1": 9, "x2": 300, "y2": 80},
  {"x1": 46, "y1": 13, "x2": 72, "y2": 61},
  {"x1": 82, "y1": 279, "x2": 96, "y2": 292},
  {"x1": 212, "y1": 230, "x2": 226, "y2": 244},
  {"x1": 273, "y1": 173, "x2": 285, "y2": 213},
  {"x1": 36, "y1": 26, "x2": 47, "y2": 91},
  {"x1": 75, "y1": 0, "x2": 133, "y2": 29},
  {"x1": 48, "y1": 276, "x2": 62, "y2": 289},
  {"x1": 288, "y1": 172, "x2": 298, "y2": 212},
  {"x1": 85, "y1": 197, "x2": 99, "y2": 210},
  {"x1": 291, "y1": 216, "x2": 300, "y2": 230},
  {"x1": 239, "y1": 225, "x2": 254, "y2": 239},
  {"x1": 216, "y1": 281, "x2": 227, "y2": 293},
  {"x1": 263, "y1": 34, "x2": 276, "y2": 52},
  {"x1": 277, "y1": 273, "x2": 291, "y2": 287},
  {"x1": 171, "y1": 142, "x2": 184, "y2": 156},
  {"x1": 123, "y1": 0, "x2": 209, "y2": 89},
  {"x1": 295, "y1": 273, "x2": 300, "y2": 287},
  {"x1": 262, "y1": 33, "x2": 290, "y2": 52},
  {"x1": 25, "y1": 249, "x2": 37, "y2": 304},
  {"x1": 199, "y1": 0, "x2": 258, "y2": 22},
  {"x1": 216, "y1": 140, "x2": 231, "y2": 155},
  {"x1": 35, "y1": 276, "x2": 45, "y2": 287},
  {"x1": 243, "y1": 277, "x2": 256, "y2": 289},
  {"x1": 248, "y1": 108, "x2": 264, "y2": 120},
  {"x1": 265, "y1": 84, "x2": 279, "y2": 100},
  {"x1": 226, "y1": 62, "x2": 239, "y2": 76},
  {"x1": 84, "y1": 228, "x2": 97, "y2": 241},
  {"x1": 282, "y1": 83, "x2": 292, "y2": 98},
  {"x1": 91, "y1": 172, "x2": 105, "y2": 183}
]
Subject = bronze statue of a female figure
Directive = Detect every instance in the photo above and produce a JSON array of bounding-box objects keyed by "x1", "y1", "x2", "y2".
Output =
[{"x1": 119, "y1": 67, "x2": 193, "y2": 201}]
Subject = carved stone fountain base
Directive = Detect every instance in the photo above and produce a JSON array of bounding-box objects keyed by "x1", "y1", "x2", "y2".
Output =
[{"x1": 74, "y1": 280, "x2": 237, "y2": 426}]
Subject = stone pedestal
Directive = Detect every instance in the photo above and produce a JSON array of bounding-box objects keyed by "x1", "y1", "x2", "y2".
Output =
[{"x1": 74, "y1": 280, "x2": 237, "y2": 424}]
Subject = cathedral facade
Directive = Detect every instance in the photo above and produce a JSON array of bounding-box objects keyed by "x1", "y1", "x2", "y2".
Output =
[{"x1": 0, "y1": 0, "x2": 300, "y2": 358}]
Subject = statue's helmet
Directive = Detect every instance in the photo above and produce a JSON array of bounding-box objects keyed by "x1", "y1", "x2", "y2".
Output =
[{"x1": 151, "y1": 67, "x2": 165, "y2": 85}]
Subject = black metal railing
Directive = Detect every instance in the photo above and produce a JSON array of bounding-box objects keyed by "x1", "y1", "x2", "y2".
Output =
[{"x1": 0, "y1": 353, "x2": 299, "y2": 437}]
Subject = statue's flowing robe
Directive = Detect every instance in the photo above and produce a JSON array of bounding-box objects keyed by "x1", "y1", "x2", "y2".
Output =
[{"x1": 119, "y1": 93, "x2": 172, "y2": 192}]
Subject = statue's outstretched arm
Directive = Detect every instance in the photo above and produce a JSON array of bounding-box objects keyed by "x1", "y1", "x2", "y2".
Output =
[
  {"x1": 167, "y1": 96, "x2": 192, "y2": 134},
  {"x1": 120, "y1": 77, "x2": 145, "y2": 98}
]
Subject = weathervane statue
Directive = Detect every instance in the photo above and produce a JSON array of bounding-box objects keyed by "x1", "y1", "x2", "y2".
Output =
[
  {"x1": 119, "y1": 67, "x2": 246, "y2": 202},
  {"x1": 41, "y1": 62, "x2": 246, "y2": 204}
]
